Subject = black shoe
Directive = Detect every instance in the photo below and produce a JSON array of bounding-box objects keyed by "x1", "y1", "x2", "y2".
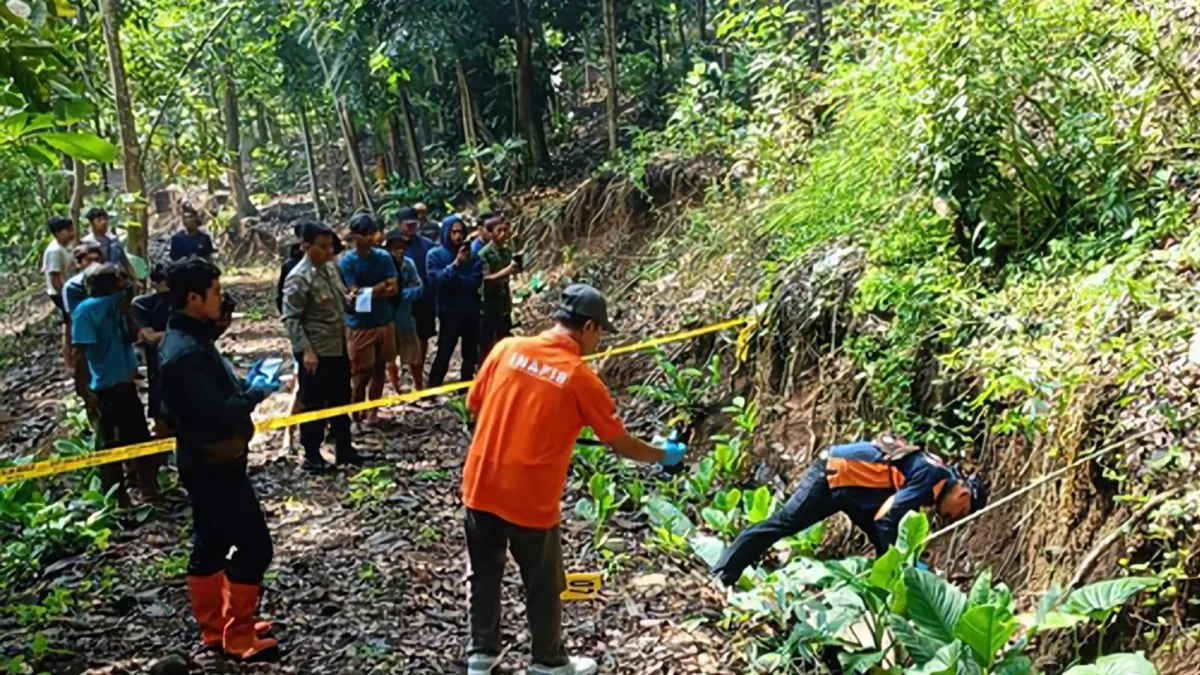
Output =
[
  {"x1": 303, "y1": 449, "x2": 334, "y2": 474},
  {"x1": 335, "y1": 448, "x2": 373, "y2": 466}
]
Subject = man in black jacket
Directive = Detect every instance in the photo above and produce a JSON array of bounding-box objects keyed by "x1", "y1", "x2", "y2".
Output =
[{"x1": 160, "y1": 257, "x2": 282, "y2": 662}]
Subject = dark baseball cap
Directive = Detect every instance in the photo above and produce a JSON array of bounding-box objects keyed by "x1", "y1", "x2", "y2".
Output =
[
  {"x1": 396, "y1": 207, "x2": 419, "y2": 224},
  {"x1": 552, "y1": 284, "x2": 618, "y2": 333}
]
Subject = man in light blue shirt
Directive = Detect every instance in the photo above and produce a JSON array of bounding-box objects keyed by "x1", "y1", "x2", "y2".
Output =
[{"x1": 71, "y1": 263, "x2": 157, "y2": 504}]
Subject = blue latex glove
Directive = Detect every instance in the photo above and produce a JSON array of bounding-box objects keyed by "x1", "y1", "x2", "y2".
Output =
[
  {"x1": 916, "y1": 561, "x2": 929, "y2": 571},
  {"x1": 246, "y1": 375, "x2": 282, "y2": 397},
  {"x1": 658, "y1": 438, "x2": 688, "y2": 467},
  {"x1": 245, "y1": 358, "x2": 266, "y2": 383}
]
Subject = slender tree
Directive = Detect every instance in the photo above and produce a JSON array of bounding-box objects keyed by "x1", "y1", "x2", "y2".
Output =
[
  {"x1": 221, "y1": 51, "x2": 258, "y2": 218},
  {"x1": 99, "y1": 0, "x2": 148, "y2": 256},
  {"x1": 603, "y1": 0, "x2": 619, "y2": 153},
  {"x1": 512, "y1": 0, "x2": 550, "y2": 168}
]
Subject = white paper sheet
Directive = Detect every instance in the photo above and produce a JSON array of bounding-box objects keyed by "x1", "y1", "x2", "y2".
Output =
[{"x1": 355, "y1": 288, "x2": 373, "y2": 313}]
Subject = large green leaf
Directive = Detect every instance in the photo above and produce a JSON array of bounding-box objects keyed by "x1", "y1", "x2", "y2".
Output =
[
  {"x1": 1061, "y1": 652, "x2": 1157, "y2": 675},
  {"x1": 968, "y1": 569, "x2": 994, "y2": 607},
  {"x1": 745, "y1": 485, "x2": 773, "y2": 524},
  {"x1": 954, "y1": 604, "x2": 1016, "y2": 668},
  {"x1": 897, "y1": 510, "x2": 930, "y2": 558},
  {"x1": 644, "y1": 496, "x2": 694, "y2": 537},
  {"x1": 993, "y1": 655, "x2": 1033, "y2": 675},
  {"x1": 904, "y1": 640, "x2": 966, "y2": 675},
  {"x1": 36, "y1": 131, "x2": 116, "y2": 163},
  {"x1": 892, "y1": 615, "x2": 944, "y2": 665},
  {"x1": 905, "y1": 568, "x2": 967, "y2": 646},
  {"x1": 869, "y1": 547, "x2": 902, "y2": 589},
  {"x1": 1062, "y1": 577, "x2": 1162, "y2": 621},
  {"x1": 839, "y1": 650, "x2": 884, "y2": 675},
  {"x1": 688, "y1": 534, "x2": 725, "y2": 568}
]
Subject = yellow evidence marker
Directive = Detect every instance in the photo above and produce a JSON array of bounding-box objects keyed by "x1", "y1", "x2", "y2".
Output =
[{"x1": 561, "y1": 573, "x2": 602, "y2": 601}]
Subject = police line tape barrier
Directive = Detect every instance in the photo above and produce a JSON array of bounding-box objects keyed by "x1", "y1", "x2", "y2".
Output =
[{"x1": 0, "y1": 317, "x2": 751, "y2": 486}]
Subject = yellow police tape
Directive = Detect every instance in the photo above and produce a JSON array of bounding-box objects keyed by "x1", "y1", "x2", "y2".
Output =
[{"x1": 0, "y1": 317, "x2": 749, "y2": 485}]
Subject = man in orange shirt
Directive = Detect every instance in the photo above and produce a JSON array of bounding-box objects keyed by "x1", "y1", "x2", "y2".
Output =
[{"x1": 462, "y1": 284, "x2": 686, "y2": 675}]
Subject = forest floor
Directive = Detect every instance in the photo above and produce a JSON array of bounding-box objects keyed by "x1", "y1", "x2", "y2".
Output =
[{"x1": 2, "y1": 265, "x2": 743, "y2": 675}]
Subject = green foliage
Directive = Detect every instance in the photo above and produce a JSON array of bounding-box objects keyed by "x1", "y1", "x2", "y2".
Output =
[
  {"x1": 347, "y1": 467, "x2": 396, "y2": 509},
  {"x1": 0, "y1": 476, "x2": 115, "y2": 593},
  {"x1": 628, "y1": 349, "x2": 721, "y2": 425},
  {"x1": 574, "y1": 471, "x2": 625, "y2": 548},
  {"x1": 729, "y1": 513, "x2": 1162, "y2": 673}
]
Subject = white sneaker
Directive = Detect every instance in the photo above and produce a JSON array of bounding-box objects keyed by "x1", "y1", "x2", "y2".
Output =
[
  {"x1": 467, "y1": 653, "x2": 501, "y2": 674},
  {"x1": 529, "y1": 656, "x2": 598, "y2": 675}
]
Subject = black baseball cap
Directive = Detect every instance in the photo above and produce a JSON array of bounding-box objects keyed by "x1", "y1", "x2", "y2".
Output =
[
  {"x1": 552, "y1": 284, "x2": 618, "y2": 333},
  {"x1": 396, "y1": 207, "x2": 419, "y2": 224}
]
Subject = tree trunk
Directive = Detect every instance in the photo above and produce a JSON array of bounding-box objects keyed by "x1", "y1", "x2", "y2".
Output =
[
  {"x1": 336, "y1": 103, "x2": 373, "y2": 211},
  {"x1": 70, "y1": 155, "x2": 85, "y2": 233},
  {"x1": 697, "y1": 0, "x2": 707, "y2": 43},
  {"x1": 512, "y1": 0, "x2": 550, "y2": 169},
  {"x1": 254, "y1": 101, "x2": 270, "y2": 145},
  {"x1": 398, "y1": 87, "x2": 425, "y2": 183},
  {"x1": 386, "y1": 113, "x2": 403, "y2": 179},
  {"x1": 222, "y1": 53, "x2": 258, "y2": 218},
  {"x1": 809, "y1": 0, "x2": 824, "y2": 73},
  {"x1": 456, "y1": 58, "x2": 490, "y2": 200},
  {"x1": 652, "y1": 4, "x2": 665, "y2": 72},
  {"x1": 677, "y1": 5, "x2": 688, "y2": 58},
  {"x1": 602, "y1": 0, "x2": 619, "y2": 154},
  {"x1": 98, "y1": 0, "x2": 147, "y2": 257},
  {"x1": 298, "y1": 101, "x2": 324, "y2": 218}
]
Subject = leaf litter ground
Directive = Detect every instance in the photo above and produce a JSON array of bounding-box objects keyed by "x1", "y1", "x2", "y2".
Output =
[{"x1": 3, "y1": 268, "x2": 740, "y2": 675}]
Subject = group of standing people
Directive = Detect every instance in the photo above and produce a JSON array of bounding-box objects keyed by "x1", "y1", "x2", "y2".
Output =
[
  {"x1": 41, "y1": 205, "x2": 217, "y2": 506},
  {"x1": 277, "y1": 202, "x2": 521, "y2": 472}
]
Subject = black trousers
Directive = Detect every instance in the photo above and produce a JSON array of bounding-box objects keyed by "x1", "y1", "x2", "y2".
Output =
[
  {"x1": 296, "y1": 352, "x2": 352, "y2": 455},
  {"x1": 478, "y1": 313, "x2": 512, "y2": 366},
  {"x1": 94, "y1": 381, "x2": 153, "y2": 492},
  {"x1": 712, "y1": 458, "x2": 840, "y2": 586},
  {"x1": 429, "y1": 311, "x2": 479, "y2": 387},
  {"x1": 465, "y1": 508, "x2": 567, "y2": 667},
  {"x1": 181, "y1": 457, "x2": 273, "y2": 584}
]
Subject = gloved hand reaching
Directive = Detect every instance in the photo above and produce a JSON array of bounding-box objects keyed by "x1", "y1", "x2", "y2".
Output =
[
  {"x1": 246, "y1": 375, "x2": 282, "y2": 397},
  {"x1": 657, "y1": 438, "x2": 688, "y2": 467}
]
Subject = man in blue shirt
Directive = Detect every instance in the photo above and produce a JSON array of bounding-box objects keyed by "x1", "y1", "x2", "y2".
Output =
[
  {"x1": 397, "y1": 207, "x2": 437, "y2": 373},
  {"x1": 169, "y1": 203, "x2": 215, "y2": 261},
  {"x1": 71, "y1": 264, "x2": 158, "y2": 505},
  {"x1": 383, "y1": 228, "x2": 425, "y2": 393},
  {"x1": 82, "y1": 207, "x2": 136, "y2": 281},
  {"x1": 339, "y1": 214, "x2": 398, "y2": 425},
  {"x1": 426, "y1": 215, "x2": 482, "y2": 387}
]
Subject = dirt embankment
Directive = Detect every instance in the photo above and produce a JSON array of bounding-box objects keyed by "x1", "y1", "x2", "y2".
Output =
[{"x1": 539, "y1": 162, "x2": 1200, "y2": 669}]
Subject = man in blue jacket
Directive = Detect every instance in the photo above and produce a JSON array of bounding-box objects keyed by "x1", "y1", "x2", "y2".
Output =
[
  {"x1": 426, "y1": 215, "x2": 482, "y2": 387},
  {"x1": 711, "y1": 434, "x2": 987, "y2": 586},
  {"x1": 397, "y1": 207, "x2": 437, "y2": 371},
  {"x1": 383, "y1": 228, "x2": 426, "y2": 392}
]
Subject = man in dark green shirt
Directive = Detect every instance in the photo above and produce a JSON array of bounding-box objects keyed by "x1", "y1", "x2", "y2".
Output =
[{"x1": 477, "y1": 213, "x2": 519, "y2": 364}]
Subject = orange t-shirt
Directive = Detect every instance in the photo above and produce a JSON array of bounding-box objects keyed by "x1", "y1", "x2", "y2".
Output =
[{"x1": 462, "y1": 331, "x2": 627, "y2": 529}]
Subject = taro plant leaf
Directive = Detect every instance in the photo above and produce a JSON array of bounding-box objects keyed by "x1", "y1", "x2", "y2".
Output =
[
  {"x1": 904, "y1": 568, "x2": 967, "y2": 647},
  {"x1": 839, "y1": 650, "x2": 885, "y2": 675},
  {"x1": 1034, "y1": 583, "x2": 1065, "y2": 625},
  {"x1": 994, "y1": 655, "x2": 1034, "y2": 675},
  {"x1": 869, "y1": 547, "x2": 903, "y2": 590},
  {"x1": 1061, "y1": 577, "x2": 1162, "y2": 621},
  {"x1": 968, "y1": 569, "x2": 994, "y2": 607},
  {"x1": 689, "y1": 534, "x2": 725, "y2": 568},
  {"x1": 644, "y1": 496, "x2": 695, "y2": 537},
  {"x1": 905, "y1": 639, "x2": 967, "y2": 675},
  {"x1": 745, "y1": 486, "x2": 773, "y2": 524},
  {"x1": 1061, "y1": 652, "x2": 1158, "y2": 675},
  {"x1": 574, "y1": 498, "x2": 597, "y2": 522},
  {"x1": 892, "y1": 615, "x2": 944, "y2": 666},
  {"x1": 954, "y1": 604, "x2": 1016, "y2": 668},
  {"x1": 1023, "y1": 610, "x2": 1089, "y2": 635},
  {"x1": 897, "y1": 510, "x2": 931, "y2": 559}
]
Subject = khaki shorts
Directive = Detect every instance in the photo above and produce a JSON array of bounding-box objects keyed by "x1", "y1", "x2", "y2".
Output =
[
  {"x1": 395, "y1": 327, "x2": 421, "y2": 366},
  {"x1": 347, "y1": 325, "x2": 396, "y2": 373}
]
